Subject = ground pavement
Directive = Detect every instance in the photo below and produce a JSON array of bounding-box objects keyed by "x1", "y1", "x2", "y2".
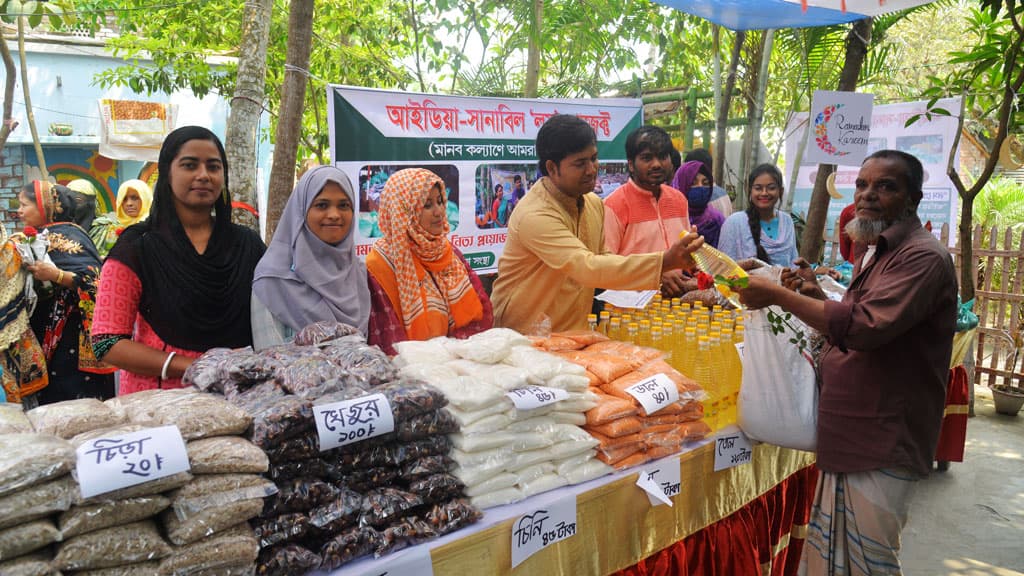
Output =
[{"x1": 900, "y1": 385, "x2": 1024, "y2": 575}]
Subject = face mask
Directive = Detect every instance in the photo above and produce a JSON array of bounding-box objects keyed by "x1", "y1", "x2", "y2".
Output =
[{"x1": 687, "y1": 186, "x2": 713, "y2": 209}]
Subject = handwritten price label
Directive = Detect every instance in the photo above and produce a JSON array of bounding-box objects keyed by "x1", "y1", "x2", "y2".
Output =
[
  {"x1": 714, "y1": 430, "x2": 754, "y2": 472},
  {"x1": 635, "y1": 455, "x2": 682, "y2": 507},
  {"x1": 735, "y1": 342, "x2": 745, "y2": 360},
  {"x1": 625, "y1": 373, "x2": 679, "y2": 415},
  {"x1": 314, "y1": 393, "x2": 395, "y2": 451},
  {"x1": 506, "y1": 386, "x2": 569, "y2": 410},
  {"x1": 511, "y1": 496, "x2": 577, "y2": 568},
  {"x1": 75, "y1": 425, "x2": 190, "y2": 499}
]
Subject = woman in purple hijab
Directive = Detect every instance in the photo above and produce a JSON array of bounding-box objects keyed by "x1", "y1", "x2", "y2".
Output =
[
  {"x1": 251, "y1": 166, "x2": 371, "y2": 349},
  {"x1": 671, "y1": 160, "x2": 725, "y2": 248}
]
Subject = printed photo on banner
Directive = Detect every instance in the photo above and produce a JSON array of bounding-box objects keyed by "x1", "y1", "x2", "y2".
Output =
[
  {"x1": 895, "y1": 135, "x2": 945, "y2": 165},
  {"x1": 357, "y1": 164, "x2": 460, "y2": 238},
  {"x1": 595, "y1": 163, "x2": 629, "y2": 199},
  {"x1": 474, "y1": 164, "x2": 538, "y2": 229}
]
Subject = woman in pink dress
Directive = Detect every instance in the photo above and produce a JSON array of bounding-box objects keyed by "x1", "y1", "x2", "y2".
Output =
[{"x1": 90, "y1": 126, "x2": 265, "y2": 393}]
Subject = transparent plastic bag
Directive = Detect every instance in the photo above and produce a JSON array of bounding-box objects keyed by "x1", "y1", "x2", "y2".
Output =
[
  {"x1": 59, "y1": 495, "x2": 170, "y2": 539},
  {"x1": 180, "y1": 348, "x2": 233, "y2": 392},
  {"x1": 407, "y1": 473, "x2": 464, "y2": 504},
  {"x1": 470, "y1": 486, "x2": 522, "y2": 509},
  {"x1": 373, "y1": 516, "x2": 436, "y2": 557},
  {"x1": 358, "y1": 488, "x2": 423, "y2": 528},
  {"x1": 560, "y1": 459, "x2": 613, "y2": 485},
  {"x1": 266, "y1": 458, "x2": 334, "y2": 483},
  {"x1": 0, "y1": 433, "x2": 74, "y2": 497},
  {"x1": 261, "y1": 478, "x2": 339, "y2": 518},
  {"x1": 392, "y1": 339, "x2": 453, "y2": 367},
  {"x1": 170, "y1": 474, "x2": 278, "y2": 520},
  {"x1": 463, "y1": 471, "x2": 517, "y2": 498},
  {"x1": 317, "y1": 526, "x2": 378, "y2": 570},
  {"x1": 186, "y1": 437, "x2": 269, "y2": 475},
  {"x1": 77, "y1": 561, "x2": 160, "y2": 575},
  {"x1": 244, "y1": 395, "x2": 314, "y2": 450},
  {"x1": 223, "y1": 380, "x2": 285, "y2": 408},
  {"x1": 54, "y1": 520, "x2": 171, "y2": 571},
  {"x1": 293, "y1": 321, "x2": 360, "y2": 346},
  {"x1": 341, "y1": 467, "x2": 399, "y2": 493},
  {"x1": 105, "y1": 389, "x2": 197, "y2": 426},
  {"x1": 321, "y1": 341, "x2": 396, "y2": 386},
  {"x1": 0, "y1": 402, "x2": 31, "y2": 434},
  {"x1": 278, "y1": 356, "x2": 360, "y2": 399},
  {"x1": 0, "y1": 474, "x2": 77, "y2": 529},
  {"x1": 264, "y1": 432, "x2": 319, "y2": 463},
  {"x1": 518, "y1": 473, "x2": 567, "y2": 499},
  {"x1": 0, "y1": 520, "x2": 59, "y2": 561},
  {"x1": 251, "y1": 513, "x2": 310, "y2": 549},
  {"x1": 159, "y1": 523, "x2": 258, "y2": 576},
  {"x1": 377, "y1": 379, "x2": 448, "y2": 422},
  {"x1": 504, "y1": 347, "x2": 586, "y2": 380},
  {"x1": 0, "y1": 551, "x2": 55, "y2": 576},
  {"x1": 150, "y1": 393, "x2": 252, "y2": 441},
  {"x1": 423, "y1": 498, "x2": 481, "y2": 536},
  {"x1": 256, "y1": 543, "x2": 320, "y2": 576},
  {"x1": 401, "y1": 455, "x2": 454, "y2": 479},
  {"x1": 308, "y1": 487, "x2": 364, "y2": 534},
  {"x1": 27, "y1": 398, "x2": 125, "y2": 439},
  {"x1": 162, "y1": 499, "x2": 264, "y2": 547}
]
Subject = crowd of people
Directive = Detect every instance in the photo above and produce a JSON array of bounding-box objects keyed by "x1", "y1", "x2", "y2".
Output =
[{"x1": 0, "y1": 114, "x2": 957, "y2": 575}]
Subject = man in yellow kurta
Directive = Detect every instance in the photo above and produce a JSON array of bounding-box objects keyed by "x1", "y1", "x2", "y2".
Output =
[{"x1": 491, "y1": 115, "x2": 703, "y2": 333}]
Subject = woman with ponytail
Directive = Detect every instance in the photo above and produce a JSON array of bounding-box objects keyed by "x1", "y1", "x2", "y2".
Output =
[{"x1": 718, "y1": 163, "x2": 798, "y2": 266}]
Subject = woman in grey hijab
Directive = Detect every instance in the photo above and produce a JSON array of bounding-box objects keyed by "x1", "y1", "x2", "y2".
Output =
[{"x1": 251, "y1": 166, "x2": 371, "y2": 349}]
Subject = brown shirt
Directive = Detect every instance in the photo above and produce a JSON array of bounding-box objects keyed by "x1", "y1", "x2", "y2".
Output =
[{"x1": 819, "y1": 216, "x2": 957, "y2": 477}]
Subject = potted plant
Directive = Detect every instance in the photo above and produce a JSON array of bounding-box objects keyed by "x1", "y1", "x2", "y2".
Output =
[{"x1": 991, "y1": 327, "x2": 1024, "y2": 416}]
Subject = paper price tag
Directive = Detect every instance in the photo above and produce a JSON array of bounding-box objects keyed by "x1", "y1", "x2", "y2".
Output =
[
  {"x1": 635, "y1": 455, "x2": 682, "y2": 507},
  {"x1": 714, "y1": 430, "x2": 754, "y2": 472},
  {"x1": 735, "y1": 342, "x2": 745, "y2": 359},
  {"x1": 625, "y1": 373, "x2": 679, "y2": 415},
  {"x1": 314, "y1": 393, "x2": 395, "y2": 451},
  {"x1": 511, "y1": 496, "x2": 577, "y2": 568},
  {"x1": 595, "y1": 289, "x2": 658, "y2": 309},
  {"x1": 362, "y1": 544, "x2": 433, "y2": 576},
  {"x1": 506, "y1": 386, "x2": 569, "y2": 410},
  {"x1": 75, "y1": 425, "x2": 190, "y2": 499}
]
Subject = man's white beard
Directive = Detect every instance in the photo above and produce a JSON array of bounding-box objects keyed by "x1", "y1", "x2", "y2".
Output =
[
  {"x1": 845, "y1": 205, "x2": 916, "y2": 245},
  {"x1": 845, "y1": 217, "x2": 887, "y2": 244}
]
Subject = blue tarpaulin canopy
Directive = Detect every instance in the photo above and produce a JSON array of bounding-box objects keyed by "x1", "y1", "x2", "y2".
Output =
[{"x1": 652, "y1": 0, "x2": 936, "y2": 30}]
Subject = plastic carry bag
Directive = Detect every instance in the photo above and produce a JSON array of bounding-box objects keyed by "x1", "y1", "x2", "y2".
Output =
[{"x1": 736, "y1": 307, "x2": 817, "y2": 451}]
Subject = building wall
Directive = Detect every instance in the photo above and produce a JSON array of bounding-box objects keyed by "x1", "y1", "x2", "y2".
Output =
[{"x1": 0, "y1": 146, "x2": 24, "y2": 235}]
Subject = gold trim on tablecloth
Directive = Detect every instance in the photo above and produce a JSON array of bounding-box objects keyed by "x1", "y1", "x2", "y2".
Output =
[{"x1": 430, "y1": 443, "x2": 816, "y2": 575}]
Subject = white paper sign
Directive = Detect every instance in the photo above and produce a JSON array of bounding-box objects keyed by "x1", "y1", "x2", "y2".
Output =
[
  {"x1": 735, "y1": 342, "x2": 745, "y2": 360},
  {"x1": 506, "y1": 386, "x2": 569, "y2": 410},
  {"x1": 595, "y1": 289, "x2": 658, "y2": 309},
  {"x1": 511, "y1": 496, "x2": 577, "y2": 568},
  {"x1": 714, "y1": 430, "x2": 754, "y2": 472},
  {"x1": 804, "y1": 90, "x2": 875, "y2": 166},
  {"x1": 636, "y1": 455, "x2": 682, "y2": 507},
  {"x1": 75, "y1": 425, "x2": 190, "y2": 499},
  {"x1": 314, "y1": 393, "x2": 395, "y2": 451},
  {"x1": 360, "y1": 544, "x2": 433, "y2": 576},
  {"x1": 625, "y1": 373, "x2": 679, "y2": 416}
]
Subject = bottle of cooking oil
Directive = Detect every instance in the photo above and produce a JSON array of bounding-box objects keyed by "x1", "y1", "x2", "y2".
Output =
[
  {"x1": 598, "y1": 311, "x2": 610, "y2": 335},
  {"x1": 721, "y1": 328, "x2": 743, "y2": 426},
  {"x1": 587, "y1": 314, "x2": 598, "y2": 333},
  {"x1": 609, "y1": 317, "x2": 622, "y2": 341},
  {"x1": 638, "y1": 320, "x2": 652, "y2": 348},
  {"x1": 651, "y1": 325, "x2": 664, "y2": 355},
  {"x1": 695, "y1": 336, "x2": 717, "y2": 431},
  {"x1": 707, "y1": 332, "x2": 728, "y2": 431},
  {"x1": 627, "y1": 322, "x2": 639, "y2": 345}
]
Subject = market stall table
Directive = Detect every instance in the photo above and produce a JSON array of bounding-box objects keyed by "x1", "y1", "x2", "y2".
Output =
[{"x1": 329, "y1": 427, "x2": 816, "y2": 575}]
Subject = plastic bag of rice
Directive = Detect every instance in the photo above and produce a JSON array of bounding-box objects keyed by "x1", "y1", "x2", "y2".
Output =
[
  {"x1": 53, "y1": 520, "x2": 171, "y2": 571},
  {"x1": 162, "y1": 498, "x2": 264, "y2": 546},
  {"x1": 0, "y1": 551, "x2": 57, "y2": 576},
  {"x1": 27, "y1": 398, "x2": 125, "y2": 439},
  {"x1": 186, "y1": 437, "x2": 268, "y2": 475},
  {"x1": 0, "y1": 475, "x2": 78, "y2": 529},
  {"x1": 0, "y1": 402, "x2": 31, "y2": 434},
  {"x1": 0, "y1": 433, "x2": 74, "y2": 497},
  {"x1": 59, "y1": 495, "x2": 170, "y2": 539},
  {"x1": 158, "y1": 523, "x2": 258, "y2": 576},
  {"x1": 0, "y1": 520, "x2": 60, "y2": 562}
]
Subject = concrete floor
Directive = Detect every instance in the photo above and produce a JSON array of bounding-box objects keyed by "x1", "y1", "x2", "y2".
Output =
[{"x1": 901, "y1": 386, "x2": 1024, "y2": 575}]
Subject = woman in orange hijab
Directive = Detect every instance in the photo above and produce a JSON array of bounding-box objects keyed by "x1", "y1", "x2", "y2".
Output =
[{"x1": 366, "y1": 168, "x2": 492, "y2": 354}]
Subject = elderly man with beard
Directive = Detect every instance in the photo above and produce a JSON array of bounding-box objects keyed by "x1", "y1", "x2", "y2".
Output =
[{"x1": 738, "y1": 150, "x2": 957, "y2": 575}]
